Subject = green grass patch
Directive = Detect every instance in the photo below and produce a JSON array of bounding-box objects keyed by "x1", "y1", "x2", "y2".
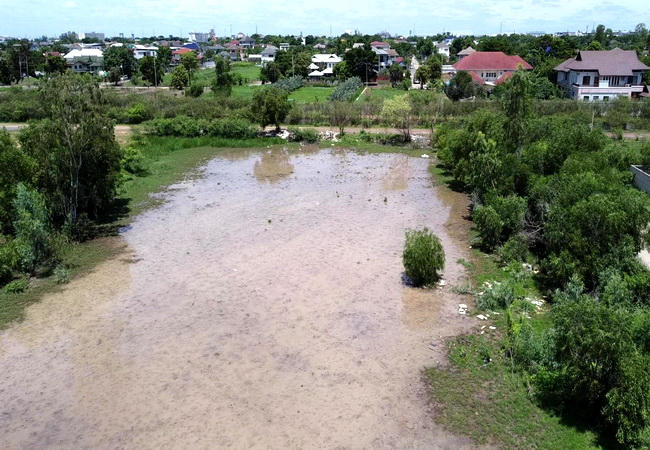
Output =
[
  {"x1": 231, "y1": 62, "x2": 260, "y2": 81},
  {"x1": 288, "y1": 86, "x2": 335, "y2": 103},
  {"x1": 427, "y1": 332, "x2": 603, "y2": 449},
  {"x1": 231, "y1": 84, "x2": 261, "y2": 99}
]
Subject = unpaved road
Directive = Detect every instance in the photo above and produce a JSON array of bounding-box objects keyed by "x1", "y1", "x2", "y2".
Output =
[{"x1": 0, "y1": 148, "x2": 478, "y2": 448}]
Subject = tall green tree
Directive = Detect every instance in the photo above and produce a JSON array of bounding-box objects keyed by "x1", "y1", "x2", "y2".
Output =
[
  {"x1": 213, "y1": 56, "x2": 234, "y2": 95},
  {"x1": 170, "y1": 65, "x2": 189, "y2": 89},
  {"x1": 19, "y1": 73, "x2": 122, "y2": 230},
  {"x1": 342, "y1": 45, "x2": 377, "y2": 82},
  {"x1": 45, "y1": 55, "x2": 67, "y2": 75},
  {"x1": 500, "y1": 69, "x2": 533, "y2": 153},
  {"x1": 180, "y1": 52, "x2": 199, "y2": 80},
  {"x1": 156, "y1": 45, "x2": 172, "y2": 69},
  {"x1": 251, "y1": 87, "x2": 292, "y2": 132},
  {"x1": 103, "y1": 46, "x2": 136, "y2": 77},
  {"x1": 139, "y1": 55, "x2": 164, "y2": 85}
]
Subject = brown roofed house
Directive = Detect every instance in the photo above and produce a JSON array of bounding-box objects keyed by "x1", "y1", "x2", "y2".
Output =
[{"x1": 554, "y1": 48, "x2": 650, "y2": 101}]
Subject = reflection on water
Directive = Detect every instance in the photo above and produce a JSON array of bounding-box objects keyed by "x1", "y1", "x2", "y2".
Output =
[{"x1": 253, "y1": 148, "x2": 294, "y2": 183}]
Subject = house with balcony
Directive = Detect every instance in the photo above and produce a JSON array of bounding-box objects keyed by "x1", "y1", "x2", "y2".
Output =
[
  {"x1": 452, "y1": 51, "x2": 532, "y2": 85},
  {"x1": 307, "y1": 53, "x2": 342, "y2": 78},
  {"x1": 132, "y1": 45, "x2": 158, "y2": 59},
  {"x1": 554, "y1": 48, "x2": 650, "y2": 101},
  {"x1": 261, "y1": 45, "x2": 278, "y2": 64}
]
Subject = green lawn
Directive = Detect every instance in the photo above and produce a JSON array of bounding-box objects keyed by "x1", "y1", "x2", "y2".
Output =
[
  {"x1": 288, "y1": 86, "x2": 334, "y2": 103},
  {"x1": 231, "y1": 62, "x2": 260, "y2": 81},
  {"x1": 232, "y1": 85, "x2": 262, "y2": 99}
]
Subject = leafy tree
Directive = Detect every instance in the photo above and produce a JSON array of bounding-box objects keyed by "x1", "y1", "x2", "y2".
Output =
[
  {"x1": 13, "y1": 183, "x2": 59, "y2": 273},
  {"x1": 594, "y1": 24, "x2": 606, "y2": 45},
  {"x1": 180, "y1": 52, "x2": 199, "y2": 80},
  {"x1": 170, "y1": 65, "x2": 189, "y2": 90},
  {"x1": 58, "y1": 31, "x2": 78, "y2": 44},
  {"x1": 108, "y1": 66, "x2": 121, "y2": 85},
  {"x1": 388, "y1": 63, "x2": 405, "y2": 87},
  {"x1": 342, "y1": 45, "x2": 377, "y2": 82},
  {"x1": 156, "y1": 45, "x2": 172, "y2": 69},
  {"x1": 44, "y1": 55, "x2": 67, "y2": 75},
  {"x1": 251, "y1": 86, "x2": 292, "y2": 131},
  {"x1": 273, "y1": 48, "x2": 311, "y2": 77},
  {"x1": 381, "y1": 94, "x2": 412, "y2": 141},
  {"x1": 329, "y1": 101, "x2": 358, "y2": 135},
  {"x1": 213, "y1": 56, "x2": 234, "y2": 95},
  {"x1": 19, "y1": 73, "x2": 122, "y2": 231},
  {"x1": 446, "y1": 71, "x2": 483, "y2": 101},
  {"x1": 0, "y1": 130, "x2": 34, "y2": 233},
  {"x1": 103, "y1": 46, "x2": 136, "y2": 77},
  {"x1": 139, "y1": 55, "x2": 164, "y2": 85},
  {"x1": 415, "y1": 65, "x2": 430, "y2": 89},
  {"x1": 500, "y1": 69, "x2": 533, "y2": 152},
  {"x1": 260, "y1": 61, "x2": 279, "y2": 84},
  {"x1": 402, "y1": 228, "x2": 445, "y2": 286}
]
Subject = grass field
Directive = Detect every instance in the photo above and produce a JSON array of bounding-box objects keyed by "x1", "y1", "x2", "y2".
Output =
[{"x1": 288, "y1": 86, "x2": 334, "y2": 103}]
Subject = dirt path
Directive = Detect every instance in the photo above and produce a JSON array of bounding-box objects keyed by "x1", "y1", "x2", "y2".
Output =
[{"x1": 0, "y1": 148, "x2": 479, "y2": 448}]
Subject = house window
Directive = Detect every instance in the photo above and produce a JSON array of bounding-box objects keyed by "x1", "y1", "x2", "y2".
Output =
[
  {"x1": 603, "y1": 96, "x2": 610, "y2": 101},
  {"x1": 583, "y1": 75, "x2": 591, "y2": 86},
  {"x1": 583, "y1": 96, "x2": 590, "y2": 101},
  {"x1": 484, "y1": 72, "x2": 496, "y2": 78},
  {"x1": 593, "y1": 96, "x2": 599, "y2": 101}
]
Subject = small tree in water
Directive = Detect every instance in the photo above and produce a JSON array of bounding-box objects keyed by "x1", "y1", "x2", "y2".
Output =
[{"x1": 402, "y1": 228, "x2": 445, "y2": 287}]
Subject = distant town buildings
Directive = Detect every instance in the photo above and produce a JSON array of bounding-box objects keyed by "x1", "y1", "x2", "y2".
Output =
[{"x1": 79, "y1": 32, "x2": 105, "y2": 41}]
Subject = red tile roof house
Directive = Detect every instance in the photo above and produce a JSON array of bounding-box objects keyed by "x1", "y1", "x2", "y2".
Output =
[
  {"x1": 452, "y1": 51, "x2": 533, "y2": 86},
  {"x1": 554, "y1": 48, "x2": 650, "y2": 101}
]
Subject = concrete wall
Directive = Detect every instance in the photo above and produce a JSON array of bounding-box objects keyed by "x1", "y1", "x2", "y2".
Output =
[{"x1": 631, "y1": 165, "x2": 650, "y2": 194}]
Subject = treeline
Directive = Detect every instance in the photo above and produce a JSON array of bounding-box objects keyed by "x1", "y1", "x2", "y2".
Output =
[
  {"x1": 1, "y1": 74, "x2": 128, "y2": 290},
  {"x1": 437, "y1": 69, "x2": 650, "y2": 446}
]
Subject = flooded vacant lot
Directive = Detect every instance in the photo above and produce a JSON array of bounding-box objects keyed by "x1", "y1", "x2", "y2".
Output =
[{"x1": 0, "y1": 148, "x2": 474, "y2": 449}]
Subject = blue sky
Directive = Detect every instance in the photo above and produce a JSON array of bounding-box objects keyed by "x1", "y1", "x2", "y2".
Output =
[{"x1": 1, "y1": 0, "x2": 648, "y2": 39}]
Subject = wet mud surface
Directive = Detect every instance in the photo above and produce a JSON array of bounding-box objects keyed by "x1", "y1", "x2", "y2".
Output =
[{"x1": 1, "y1": 148, "x2": 476, "y2": 449}]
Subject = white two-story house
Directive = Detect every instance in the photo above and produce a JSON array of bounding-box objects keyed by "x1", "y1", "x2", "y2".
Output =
[
  {"x1": 554, "y1": 48, "x2": 649, "y2": 101},
  {"x1": 308, "y1": 54, "x2": 342, "y2": 78}
]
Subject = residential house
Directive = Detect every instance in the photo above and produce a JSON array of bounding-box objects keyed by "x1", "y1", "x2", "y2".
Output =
[
  {"x1": 68, "y1": 56, "x2": 103, "y2": 74},
  {"x1": 370, "y1": 41, "x2": 390, "y2": 50},
  {"x1": 457, "y1": 46, "x2": 476, "y2": 60},
  {"x1": 63, "y1": 48, "x2": 103, "y2": 60},
  {"x1": 452, "y1": 51, "x2": 532, "y2": 85},
  {"x1": 132, "y1": 45, "x2": 158, "y2": 59},
  {"x1": 172, "y1": 47, "x2": 203, "y2": 65},
  {"x1": 307, "y1": 53, "x2": 342, "y2": 78},
  {"x1": 313, "y1": 43, "x2": 327, "y2": 52},
  {"x1": 261, "y1": 45, "x2": 278, "y2": 64},
  {"x1": 248, "y1": 54, "x2": 262, "y2": 64},
  {"x1": 279, "y1": 43, "x2": 290, "y2": 51},
  {"x1": 554, "y1": 48, "x2": 650, "y2": 101},
  {"x1": 240, "y1": 36, "x2": 255, "y2": 48},
  {"x1": 435, "y1": 42, "x2": 451, "y2": 61}
]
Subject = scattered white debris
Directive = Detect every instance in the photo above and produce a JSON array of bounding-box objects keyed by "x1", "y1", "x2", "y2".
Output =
[
  {"x1": 489, "y1": 326, "x2": 496, "y2": 330},
  {"x1": 481, "y1": 325, "x2": 486, "y2": 329},
  {"x1": 476, "y1": 314, "x2": 488, "y2": 321},
  {"x1": 522, "y1": 263, "x2": 533, "y2": 271},
  {"x1": 458, "y1": 303, "x2": 468, "y2": 315},
  {"x1": 437, "y1": 279, "x2": 447, "y2": 287},
  {"x1": 421, "y1": 154, "x2": 430, "y2": 158}
]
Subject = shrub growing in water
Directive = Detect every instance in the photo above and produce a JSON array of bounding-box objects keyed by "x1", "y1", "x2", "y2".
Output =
[{"x1": 402, "y1": 228, "x2": 445, "y2": 286}]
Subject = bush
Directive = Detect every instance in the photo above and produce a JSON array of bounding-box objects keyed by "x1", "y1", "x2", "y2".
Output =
[
  {"x1": 498, "y1": 233, "x2": 530, "y2": 264},
  {"x1": 121, "y1": 146, "x2": 148, "y2": 176},
  {"x1": 125, "y1": 103, "x2": 153, "y2": 124},
  {"x1": 329, "y1": 77, "x2": 363, "y2": 102},
  {"x1": 13, "y1": 184, "x2": 60, "y2": 273},
  {"x1": 274, "y1": 76, "x2": 304, "y2": 93},
  {"x1": 185, "y1": 84, "x2": 204, "y2": 98},
  {"x1": 473, "y1": 205, "x2": 503, "y2": 251},
  {"x1": 4, "y1": 278, "x2": 28, "y2": 294},
  {"x1": 476, "y1": 279, "x2": 517, "y2": 310},
  {"x1": 287, "y1": 127, "x2": 318, "y2": 143},
  {"x1": 402, "y1": 228, "x2": 445, "y2": 287},
  {"x1": 0, "y1": 239, "x2": 18, "y2": 286}
]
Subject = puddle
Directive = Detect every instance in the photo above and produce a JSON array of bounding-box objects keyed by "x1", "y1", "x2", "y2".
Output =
[{"x1": 0, "y1": 148, "x2": 476, "y2": 449}]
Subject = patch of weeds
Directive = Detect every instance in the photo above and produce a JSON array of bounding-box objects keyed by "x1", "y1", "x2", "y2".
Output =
[{"x1": 4, "y1": 279, "x2": 28, "y2": 294}]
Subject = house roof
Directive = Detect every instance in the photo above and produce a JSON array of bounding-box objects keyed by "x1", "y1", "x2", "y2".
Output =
[
  {"x1": 457, "y1": 46, "x2": 476, "y2": 56},
  {"x1": 370, "y1": 41, "x2": 389, "y2": 47},
  {"x1": 63, "y1": 49, "x2": 103, "y2": 60},
  {"x1": 554, "y1": 48, "x2": 650, "y2": 77},
  {"x1": 465, "y1": 70, "x2": 486, "y2": 85},
  {"x1": 172, "y1": 48, "x2": 193, "y2": 55},
  {"x1": 308, "y1": 70, "x2": 324, "y2": 77},
  {"x1": 311, "y1": 54, "x2": 342, "y2": 64},
  {"x1": 494, "y1": 71, "x2": 514, "y2": 85},
  {"x1": 452, "y1": 52, "x2": 532, "y2": 71},
  {"x1": 308, "y1": 63, "x2": 319, "y2": 69}
]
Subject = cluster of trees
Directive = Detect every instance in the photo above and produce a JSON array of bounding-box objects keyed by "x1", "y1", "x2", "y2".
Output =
[
  {"x1": 1, "y1": 73, "x2": 125, "y2": 287},
  {"x1": 437, "y1": 69, "x2": 650, "y2": 445}
]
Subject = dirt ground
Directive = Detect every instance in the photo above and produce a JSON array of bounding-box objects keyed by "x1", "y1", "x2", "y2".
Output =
[{"x1": 0, "y1": 148, "x2": 480, "y2": 448}]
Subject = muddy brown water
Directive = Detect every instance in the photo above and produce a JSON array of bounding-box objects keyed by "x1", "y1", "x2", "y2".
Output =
[{"x1": 0, "y1": 147, "x2": 477, "y2": 449}]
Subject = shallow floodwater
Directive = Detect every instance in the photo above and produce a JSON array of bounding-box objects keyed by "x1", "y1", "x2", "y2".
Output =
[{"x1": 0, "y1": 148, "x2": 475, "y2": 449}]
